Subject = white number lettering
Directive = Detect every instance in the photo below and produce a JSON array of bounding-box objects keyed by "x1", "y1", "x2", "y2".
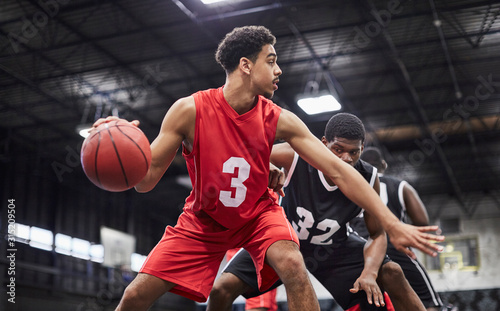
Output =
[
  {"x1": 292, "y1": 206, "x2": 341, "y2": 245},
  {"x1": 219, "y1": 157, "x2": 250, "y2": 207},
  {"x1": 292, "y1": 207, "x2": 314, "y2": 240},
  {"x1": 310, "y1": 218, "x2": 340, "y2": 245}
]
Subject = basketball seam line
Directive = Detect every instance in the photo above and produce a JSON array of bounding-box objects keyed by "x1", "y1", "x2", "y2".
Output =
[
  {"x1": 94, "y1": 132, "x2": 103, "y2": 188},
  {"x1": 107, "y1": 122, "x2": 130, "y2": 188},
  {"x1": 116, "y1": 124, "x2": 150, "y2": 170}
]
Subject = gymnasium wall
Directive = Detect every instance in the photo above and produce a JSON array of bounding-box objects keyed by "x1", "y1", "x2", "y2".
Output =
[{"x1": 421, "y1": 192, "x2": 500, "y2": 291}]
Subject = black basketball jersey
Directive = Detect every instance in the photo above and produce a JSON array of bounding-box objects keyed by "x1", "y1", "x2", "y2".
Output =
[
  {"x1": 281, "y1": 153, "x2": 377, "y2": 249},
  {"x1": 378, "y1": 174, "x2": 408, "y2": 223},
  {"x1": 349, "y1": 173, "x2": 408, "y2": 239}
]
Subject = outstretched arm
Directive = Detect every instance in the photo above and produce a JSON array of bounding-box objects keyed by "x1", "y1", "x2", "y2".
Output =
[
  {"x1": 267, "y1": 142, "x2": 296, "y2": 196},
  {"x1": 270, "y1": 142, "x2": 295, "y2": 172},
  {"x1": 135, "y1": 97, "x2": 195, "y2": 192},
  {"x1": 403, "y1": 182, "x2": 430, "y2": 226},
  {"x1": 92, "y1": 96, "x2": 195, "y2": 193},
  {"x1": 275, "y1": 109, "x2": 444, "y2": 258},
  {"x1": 350, "y1": 176, "x2": 388, "y2": 307}
]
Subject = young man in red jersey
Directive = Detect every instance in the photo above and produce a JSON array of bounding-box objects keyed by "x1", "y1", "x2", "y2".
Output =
[{"x1": 92, "y1": 26, "x2": 443, "y2": 311}]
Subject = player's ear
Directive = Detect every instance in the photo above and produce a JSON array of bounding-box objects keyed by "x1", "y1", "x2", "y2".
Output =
[
  {"x1": 383, "y1": 159, "x2": 388, "y2": 170},
  {"x1": 239, "y1": 57, "x2": 252, "y2": 75},
  {"x1": 321, "y1": 136, "x2": 328, "y2": 146}
]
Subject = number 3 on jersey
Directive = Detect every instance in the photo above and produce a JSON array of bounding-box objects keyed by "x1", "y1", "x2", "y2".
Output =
[
  {"x1": 292, "y1": 207, "x2": 340, "y2": 245},
  {"x1": 219, "y1": 157, "x2": 250, "y2": 207}
]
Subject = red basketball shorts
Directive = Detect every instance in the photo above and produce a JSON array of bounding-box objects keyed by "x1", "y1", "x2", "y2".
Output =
[{"x1": 140, "y1": 204, "x2": 298, "y2": 302}]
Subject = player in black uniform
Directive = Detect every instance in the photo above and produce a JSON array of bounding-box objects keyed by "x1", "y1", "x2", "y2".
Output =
[
  {"x1": 349, "y1": 147, "x2": 443, "y2": 311},
  {"x1": 207, "y1": 113, "x2": 427, "y2": 311}
]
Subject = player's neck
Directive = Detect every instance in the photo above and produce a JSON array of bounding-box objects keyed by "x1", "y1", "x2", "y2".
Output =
[{"x1": 223, "y1": 78, "x2": 259, "y2": 115}]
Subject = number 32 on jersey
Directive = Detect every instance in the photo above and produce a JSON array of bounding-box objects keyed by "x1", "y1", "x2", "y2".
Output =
[{"x1": 292, "y1": 207, "x2": 340, "y2": 245}]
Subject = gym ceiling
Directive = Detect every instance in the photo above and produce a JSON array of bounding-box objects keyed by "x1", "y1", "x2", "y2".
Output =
[{"x1": 1, "y1": 0, "x2": 499, "y2": 220}]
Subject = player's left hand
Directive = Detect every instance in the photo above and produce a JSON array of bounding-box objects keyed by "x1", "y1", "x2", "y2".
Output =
[
  {"x1": 350, "y1": 274, "x2": 385, "y2": 307},
  {"x1": 386, "y1": 222, "x2": 445, "y2": 259},
  {"x1": 268, "y1": 163, "x2": 285, "y2": 197}
]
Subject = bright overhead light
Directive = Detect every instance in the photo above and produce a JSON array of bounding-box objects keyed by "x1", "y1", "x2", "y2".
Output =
[
  {"x1": 297, "y1": 94, "x2": 342, "y2": 115},
  {"x1": 75, "y1": 124, "x2": 93, "y2": 138},
  {"x1": 200, "y1": 0, "x2": 227, "y2": 4}
]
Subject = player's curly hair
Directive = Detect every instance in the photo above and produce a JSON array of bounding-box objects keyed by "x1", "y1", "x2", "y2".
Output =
[
  {"x1": 324, "y1": 112, "x2": 365, "y2": 143},
  {"x1": 216, "y1": 25, "x2": 276, "y2": 73}
]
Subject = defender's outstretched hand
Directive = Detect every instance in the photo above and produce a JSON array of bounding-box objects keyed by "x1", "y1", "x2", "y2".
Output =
[
  {"x1": 386, "y1": 222, "x2": 444, "y2": 259},
  {"x1": 350, "y1": 274, "x2": 385, "y2": 307}
]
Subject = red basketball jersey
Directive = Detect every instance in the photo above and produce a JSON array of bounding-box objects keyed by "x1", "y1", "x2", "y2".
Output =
[{"x1": 182, "y1": 87, "x2": 282, "y2": 229}]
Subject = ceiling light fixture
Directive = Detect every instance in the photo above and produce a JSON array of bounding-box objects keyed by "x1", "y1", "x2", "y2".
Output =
[
  {"x1": 297, "y1": 94, "x2": 342, "y2": 115},
  {"x1": 200, "y1": 0, "x2": 228, "y2": 4}
]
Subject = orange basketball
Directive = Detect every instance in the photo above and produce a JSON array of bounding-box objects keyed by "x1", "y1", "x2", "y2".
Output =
[{"x1": 80, "y1": 120, "x2": 151, "y2": 192}]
